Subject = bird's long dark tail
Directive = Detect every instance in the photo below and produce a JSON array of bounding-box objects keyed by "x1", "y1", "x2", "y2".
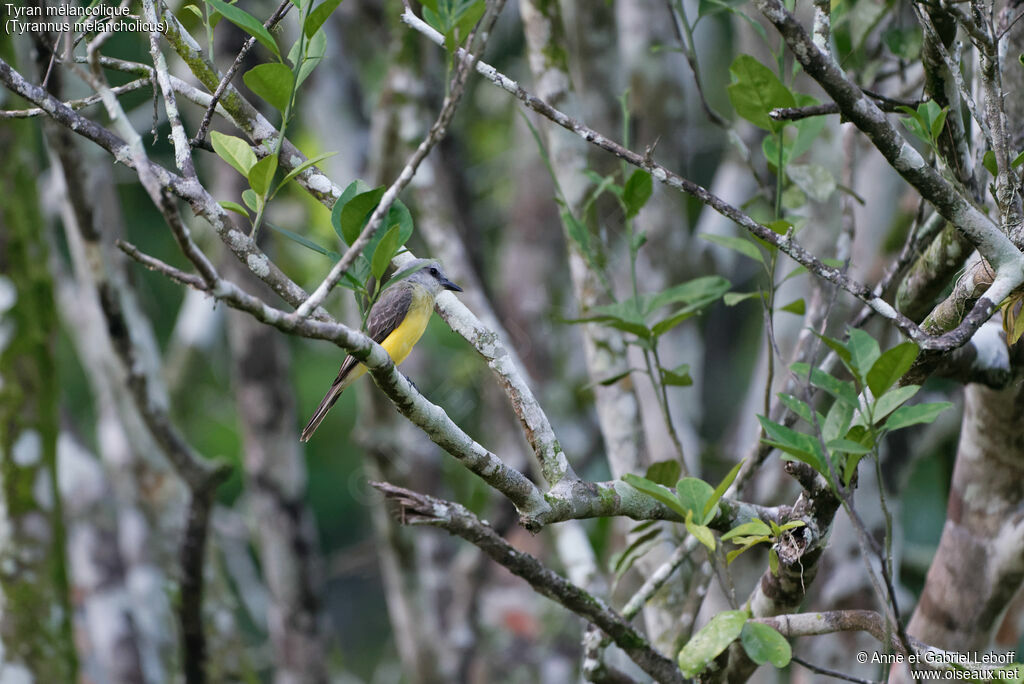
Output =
[{"x1": 300, "y1": 370, "x2": 350, "y2": 442}]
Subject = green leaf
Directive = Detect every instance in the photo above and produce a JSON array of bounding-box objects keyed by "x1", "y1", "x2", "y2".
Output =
[
  {"x1": 724, "y1": 291, "x2": 764, "y2": 306},
  {"x1": 339, "y1": 186, "x2": 386, "y2": 245},
  {"x1": 241, "y1": 188, "x2": 261, "y2": 212},
  {"x1": 701, "y1": 233, "x2": 764, "y2": 264},
  {"x1": 786, "y1": 163, "x2": 836, "y2": 203},
  {"x1": 204, "y1": 0, "x2": 281, "y2": 59},
  {"x1": 758, "y1": 415, "x2": 825, "y2": 475},
  {"x1": 821, "y1": 397, "x2": 854, "y2": 443},
  {"x1": 386, "y1": 199, "x2": 415, "y2": 247},
  {"x1": 685, "y1": 514, "x2": 716, "y2": 552},
  {"x1": 883, "y1": 402, "x2": 952, "y2": 431},
  {"x1": 703, "y1": 460, "x2": 744, "y2": 524},
  {"x1": 330, "y1": 180, "x2": 368, "y2": 242},
  {"x1": 276, "y1": 151, "x2": 337, "y2": 192},
  {"x1": 247, "y1": 154, "x2": 277, "y2": 196},
  {"x1": 697, "y1": 0, "x2": 746, "y2": 20},
  {"x1": 676, "y1": 477, "x2": 715, "y2": 521},
  {"x1": 267, "y1": 222, "x2": 339, "y2": 259},
  {"x1": 677, "y1": 610, "x2": 748, "y2": 677},
  {"x1": 726, "y1": 541, "x2": 763, "y2": 564},
  {"x1": 727, "y1": 55, "x2": 795, "y2": 132},
  {"x1": 243, "y1": 62, "x2": 294, "y2": 113},
  {"x1": 304, "y1": 0, "x2": 343, "y2": 37},
  {"x1": 1013, "y1": 150, "x2": 1024, "y2": 169},
  {"x1": 623, "y1": 169, "x2": 653, "y2": 218},
  {"x1": 788, "y1": 101, "x2": 826, "y2": 161},
  {"x1": 826, "y1": 438, "x2": 872, "y2": 455},
  {"x1": 210, "y1": 131, "x2": 257, "y2": 177},
  {"x1": 740, "y1": 621, "x2": 792, "y2": 668},
  {"x1": 721, "y1": 519, "x2": 771, "y2": 542},
  {"x1": 621, "y1": 474, "x2": 687, "y2": 518},
  {"x1": 564, "y1": 211, "x2": 599, "y2": 273},
  {"x1": 453, "y1": 0, "x2": 485, "y2": 42},
  {"x1": 611, "y1": 527, "x2": 661, "y2": 581},
  {"x1": 370, "y1": 225, "x2": 402, "y2": 281},
  {"x1": 595, "y1": 370, "x2": 633, "y2": 387},
  {"x1": 866, "y1": 342, "x2": 919, "y2": 397},
  {"x1": 219, "y1": 200, "x2": 250, "y2": 217},
  {"x1": 873, "y1": 385, "x2": 920, "y2": 423},
  {"x1": 661, "y1": 364, "x2": 693, "y2": 387},
  {"x1": 647, "y1": 276, "x2": 731, "y2": 313},
  {"x1": 769, "y1": 547, "x2": 779, "y2": 575},
  {"x1": 296, "y1": 28, "x2": 327, "y2": 86},
  {"x1": 777, "y1": 393, "x2": 816, "y2": 426},
  {"x1": 779, "y1": 298, "x2": 805, "y2": 315},
  {"x1": 644, "y1": 460, "x2": 682, "y2": 487},
  {"x1": 846, "y1": 328, "x2": 880, "y2": 379},
  {"x1": 791, "y1": 362, "x2": 859, "y2": 407},
  {"x1": 569, "y1": 300, "x2": 652, "y2": 339},
  {"x1": 813, "y1": 331, "x2": 853, "y2": 371},
  {"x1": 983, "y1": 150, "x2": 998, "y2": 176},
  {"x1": 882, "y1": 25, "x2": 923, "y2": 60},
  {"x1": 930, "y1": 106, "x2": 949, "y2": 142}
]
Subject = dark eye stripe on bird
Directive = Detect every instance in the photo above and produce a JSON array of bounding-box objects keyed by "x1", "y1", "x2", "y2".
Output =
[{"x1": 300, "y1": 259, "x2": 463, "y2": 442}]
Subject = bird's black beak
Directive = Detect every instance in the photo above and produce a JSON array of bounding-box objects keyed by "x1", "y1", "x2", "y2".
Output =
[{"x1": 441, "y1": 277, "x2": 463, "y2": 293}]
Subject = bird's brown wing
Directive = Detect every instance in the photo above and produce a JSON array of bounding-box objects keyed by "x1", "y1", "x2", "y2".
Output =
[
  {"x1": 334, "y1": 284, "x2": 414, "y2": 380},
  {"x1": 300, "y1": 285, "x2": 414, "y2": 441}
]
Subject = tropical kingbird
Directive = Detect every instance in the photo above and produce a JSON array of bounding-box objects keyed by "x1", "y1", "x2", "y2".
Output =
[{"x1": 300, "y1": 258, "x2": 463, "y2": 442}]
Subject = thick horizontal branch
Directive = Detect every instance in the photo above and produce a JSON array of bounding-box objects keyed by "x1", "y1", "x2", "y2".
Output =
[
  {"x1": 116, "y1": 240, "x2": 551, "y2": 525},
  {"x1": 371, "y1": 483, "x2": 684, "y2": 684}
]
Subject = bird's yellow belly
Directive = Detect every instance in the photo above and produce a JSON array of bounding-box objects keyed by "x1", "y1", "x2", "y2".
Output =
[
  {"x1": 345, "y1": 289, "x2": 433, "y2": 387},
  {"x1": 380, "y1": 298, "x2": 433, "y2": 365}
]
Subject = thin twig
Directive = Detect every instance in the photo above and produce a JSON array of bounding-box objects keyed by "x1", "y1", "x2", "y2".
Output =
[
  {"x1": 0, "y1": 77, "x2": 150, "y2": 119},
  {"x1": 790, "y1": 656, "x2": 880, "y2": 684}
]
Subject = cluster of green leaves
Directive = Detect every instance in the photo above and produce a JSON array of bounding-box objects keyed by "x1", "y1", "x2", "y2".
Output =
[
  {"x1": 419, "y1": 0, "x2": 486, "y2": 59},
  {"x1": 677, "y1": 609, "x2": 791, "y2": 677},
  {"x1": 760, "y1": 330, "x2": 951, "y2": 489},
  {"x1": 726, "y1": 54, "x2": 833, "y2": 210},
  {"x1": 721, "y1": 517, "x2": 804, "y2": 573},
  {"x1": 198, "y1": 0, "x2": 343, "y2": 235},
  {"x1": 622, "y1": 460, "x2": 743, "y2": 553},
  {"x1": 898, "y1": 100, "x2": 949, "y2": 154},
  {"x1": 214, "y1": 132, "x2": 333, "y2": 223},
  {"x1": 570, "y1": 275, "x2": 730, "y2": 355},
  {"x1": 326, "y1": 182, "x2": 416, "y2": 316}
]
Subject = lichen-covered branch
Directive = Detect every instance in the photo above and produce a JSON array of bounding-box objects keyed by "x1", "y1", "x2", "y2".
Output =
[{"x1": 371, "y1": 483, "x2": 685, "y2": 684}]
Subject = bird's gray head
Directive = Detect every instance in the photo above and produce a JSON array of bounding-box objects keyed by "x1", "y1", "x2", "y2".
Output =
[{"x1": 401, "y1": 259, "x2": 463, "y2": 296}]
